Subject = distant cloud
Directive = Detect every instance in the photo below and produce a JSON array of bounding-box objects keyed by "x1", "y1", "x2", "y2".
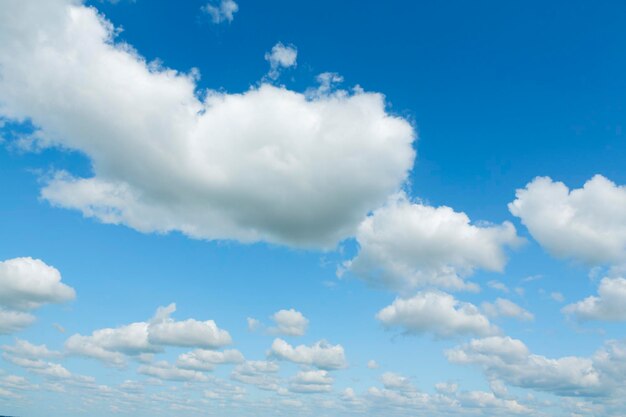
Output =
[
  {"x1": 563, "y1": 277, "x2": 626, "y2": 321},
  {"x1": 376, "y1": 291, "x2": 498, "y2": 338},
  {"x1": 265, "y1": 42, "x2": 298, "y2": 80},
  {"x1": 202, "y1": 0, "x2": 239, "y2": 24},
  {"x1": 481, "y1": 298, "x2": 534, "y2": 321},
  {"x1": 269, "y1": 309, "x2": 308, "y2": 337},
  {"x1": 65, "y1": 303, "x2": 232, "y2": 366}
]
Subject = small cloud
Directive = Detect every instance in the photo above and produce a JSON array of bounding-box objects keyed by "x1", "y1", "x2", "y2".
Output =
[
  {"x1": 247, "y1": 317, "x2": 260, "y2": 332},
  {"x1": 550, "y1": 292, "x2": 565, "y2": 303},
  {"x1": 487, "y1": 280, "x2": 510, "y2": 293},
  {"x1": 265, "y1": 42, "x2": 297, "y2": 80},
  {"x1": 367, "y1": 360, "x2": 379, "y2": 369},
  {"x1": 202, "y1": 0, "x2": 239, "y2": 24}
]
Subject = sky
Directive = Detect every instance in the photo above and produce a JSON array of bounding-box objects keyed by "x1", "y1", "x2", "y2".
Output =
[{"x1": 0, "y1": 0, "x2": 626, "y2": 416}]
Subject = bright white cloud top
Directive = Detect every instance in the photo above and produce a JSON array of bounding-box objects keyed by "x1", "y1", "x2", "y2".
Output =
[
  {"x1": 269, "y1": 308, "x2": 309, "y2": 336},
  {"x1": 0, "y1": 0, "x2": 415, "y2": 249},
  {"x1": 509, "y1": 175, "x2": 626, "y2": 265},
  {"x1": 0, "y1": 257, "x2": 75, "y2": 334},
  {"x1": 377, "y1": 291, "x2": 498, "y2": 338},
  {"x1": 344, "y1": 193, "x2": 522, "y2": 292}
]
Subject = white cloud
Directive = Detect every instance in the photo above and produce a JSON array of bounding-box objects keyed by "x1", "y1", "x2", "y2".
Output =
[
  {"x1": 270, "y1": 309, "x2": 309, "y2": 336},
  {"x1": 563, "y1": 277, "x2": 626, "y2": 321},
  {"x1": 487, "y1": 280, "x2": 510, "y2": 293},
  {"x1": 138, "y1": 361, "x2": 208, "y2": 382},
  {"x1": 446, "y1": 336, "x2": 603, "y2": 396},
  {"x1": 289, "y1": 370, "x2": 333, "y2": 394},
  {"x1": 0, "y1": 257, "x2": 75, "y2": 311},
  {"x1": 265, "y1": 42, "x2": 298, "y2": 80},
  {"x1": 509, "y1": 175, "x2": 626, "y2": 265},
  {"x1": 66, "y1": 303, "x2": 231, "y2": 366},
  {"x1": 344, "y1": 193, "x2": 522, "y2": 292},
  {"x1": 202, "y1": 0, "x2": 238, "y2": 24},
  {"x1": 1, "y1": 339, "x2": 60, "y2": 359},
  {"x1": 367, "y1": 360, "x2": 379, "y2": 369},
  {"x1": 381, "y1": 372, "x2": 413, "y2": 392},
  {"x1": 176, "y1": 349, "x2": 244, "y2": 371},
  {"x1": 148, "y1": 303, "x2": 232, "y2": 349},
  {"x1": 0, "y1": 310, "x2": 35, "y2": 335},
  {"x1": 269, "y1": 338, "x2": 347, "y2": 370},
  {"x1": 0, "y1": 0, "x2": 415, "y2": 249},
  {"x1": 231, "y1": 361, "x2": 280, "y2": 391},
  {"x1": 376, "y1": 291, "x2": 498, "y2": 338},
  {"x1": 481, "y1": 298, "x2": 534, "y2": 321}
]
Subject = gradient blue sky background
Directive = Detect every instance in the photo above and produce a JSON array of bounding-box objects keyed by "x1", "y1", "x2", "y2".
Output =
[{"x1": 1, "y1": 1, "x2": 626, "y2": 416}]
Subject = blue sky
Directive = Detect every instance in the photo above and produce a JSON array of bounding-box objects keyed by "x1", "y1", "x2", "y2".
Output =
[{"x1": 0, "y1": 0, "x2": 626, "y2": 416}]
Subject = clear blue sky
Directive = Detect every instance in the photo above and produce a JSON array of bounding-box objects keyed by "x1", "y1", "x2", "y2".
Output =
[{"x1": 1, "y1": 0, "x2": 625, "y2": 416}]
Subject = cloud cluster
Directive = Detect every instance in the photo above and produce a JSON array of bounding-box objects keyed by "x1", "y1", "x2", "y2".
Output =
[
  {"x1": 65, "y1": 303, "x2": 231, "y2": 366},
  {"x1": 446, "y1": 336, "x2": 620, "y2": 397},
  {"x1": 202, "y1": 0, "x2": 239, "y2": 24},
  {"x1": 269, "y1": 338, "x2": 347, "y2": 370},
  {"x1": 376, "y1": 291, "x2": 498, "y2": 338},
  {"x1": 344, "y1": 193, "x2": 522, "y2": 292},
  {"x1": 563, "y1": 277, "x2": 626, "y2": 321},
  {"x1": 0, "y1": 257, "x2": 75, "y2": 334},
  {"x1": 0, "y1": 0, "x2": 415, "y2": 249},
  {"x1": 509, "y1": 175, "x2": 626, "y2": 265}
]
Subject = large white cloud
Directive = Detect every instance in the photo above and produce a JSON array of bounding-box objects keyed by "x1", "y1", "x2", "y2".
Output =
[
  {"x1": 344, "y1": 193, "x2": 522, "y2": 292},
  {"x1": 0, "y1": 0, "x2": 415, "y2": 249},
  {"x1": 269, "y1": 338, "x2": 347, "y2": 370},
  {"x1": 509, "y1": 175, "x2": 626, "y2": 265},
  {"x1": 563, "y1": 277, "x2": 626, "y2": 321},
  {"x1": 376, "y1": 291, "x2": 498, "y2": 338}
]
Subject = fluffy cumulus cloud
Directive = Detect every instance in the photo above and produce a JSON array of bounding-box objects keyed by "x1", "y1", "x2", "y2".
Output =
[
  {"x1": 270, "y1": 309, "x2": 309, "y2": 336},
  {"x1": 202, "y1": 0, "x2": 238, "y2": 24},
  {"x1": 481, "y1": 298, "x2": 534, "y2": 321},
  {"x1": 563, "y1": 277, "x2": 626, "y2": 321},
  {"x1": 446, "y1": 336, "x2": 609, "y2": 397},
  {"x1": 0, "y1": 257, "x2": 75, "y2": 311},
  {"x1": 269, "y1": 338, "x2": 347, "y2": 370},
  {"x1": 148, "y1": 303, "x2": 232, "y2": 349},
  {"x1": 0, "y1": 0, "x2": 415, "y2": 250},
  {"x1": 376, "y1": 291, "x2": 498, "y2": 338},
  {"x1": 509, "y1": 175, "x2": 626, "y2": 265},
  {"x1": 66, "y1": 303, "x2": 231, "y2": 366},
  {"x1": 0, "y1": 257, "x2": 75, "y2": 334},
  {"x1": 265, "y1": 42, "x2": 298, "y2": 80},
  {"x1": 344, "y1": 193, "x2": 522, "y2": 292}
]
